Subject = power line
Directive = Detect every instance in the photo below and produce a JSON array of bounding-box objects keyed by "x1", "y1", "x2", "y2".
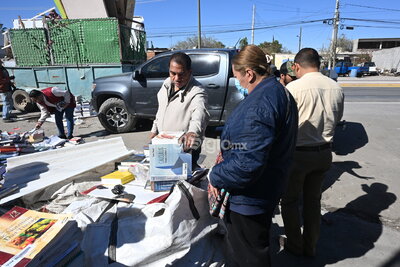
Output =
[
  {"x1": 346, "y1": 24, "x2": 400, "y2": 29},
  {"x1": 342, "y1": 18, "x2": 400, "y2": 25},
  {"x1": 344, "y1": 4, "x2": 400, "y2": 12},
  {"x1": 147, "y1": 18, "x2": 329, "y2": 38}
]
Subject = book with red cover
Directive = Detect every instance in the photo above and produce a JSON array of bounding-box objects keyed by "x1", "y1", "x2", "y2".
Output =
[{"x1": 0, "y1": 206, "x2": 74, "y2": 267}]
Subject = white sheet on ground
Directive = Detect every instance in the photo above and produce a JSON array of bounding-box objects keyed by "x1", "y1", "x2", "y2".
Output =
[{"x1": 0, "y1": 137, "x2": 133, "y2": 204}]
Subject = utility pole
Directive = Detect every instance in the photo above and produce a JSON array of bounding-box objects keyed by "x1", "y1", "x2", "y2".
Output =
[
  {"x1": 298, "y1": 27, "x2": 302, "y2": 52},
  {"x1": 251, "y1": 5, "x2": 255, "y2": 45},
  {"x1": 328, "y1": 0, "x2": 340, "y2": 69},
  {"x1": 197, "y1": 0, "x2": 201, "y2": 48}
]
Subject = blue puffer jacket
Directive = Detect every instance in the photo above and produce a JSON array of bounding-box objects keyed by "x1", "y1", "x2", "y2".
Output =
[{"x1": 209, "y1": 76, "x2": 298, "y2": 215}]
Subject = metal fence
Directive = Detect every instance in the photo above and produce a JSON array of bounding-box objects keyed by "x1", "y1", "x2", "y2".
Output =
[{"x1": 9, "y1": 18, "x2": 146, "y2": 67}]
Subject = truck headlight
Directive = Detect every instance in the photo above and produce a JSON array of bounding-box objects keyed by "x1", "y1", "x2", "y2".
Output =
[{"x1": 92, "y1": 83, "x2": 96, "y2": 91}]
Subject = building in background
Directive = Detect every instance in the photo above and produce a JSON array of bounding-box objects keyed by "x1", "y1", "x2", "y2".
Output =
[
  {"x1": 372, "y1": 46, "x2": 400, "y2": 73},
  {"x1": 274, "y1": 53, "x2": 296, "y2": 69},
  {"x1": 353, "y1": 38, "x2": 400, "y2": 52}
]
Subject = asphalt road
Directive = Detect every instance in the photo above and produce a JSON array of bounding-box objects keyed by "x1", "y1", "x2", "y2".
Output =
[{"x1": 343, "y1": 86, "x2": 400, "y2": 102}]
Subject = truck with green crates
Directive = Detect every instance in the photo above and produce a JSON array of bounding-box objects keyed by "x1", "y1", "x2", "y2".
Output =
[{"x1": 5, "y1": 17, "x2": 146, "y2": 112}]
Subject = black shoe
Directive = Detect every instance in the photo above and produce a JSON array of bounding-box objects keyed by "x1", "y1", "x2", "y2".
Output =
[
  {"x1": 278, "y1": 236, "x2": 303, "y2": 257},
  {"x1": 2, "y1": 118, "x2": 13, "y2": 123},
  {"x1": 67, "y1": 135, "x2": 73, "y2": 139},
  {"x1": 58, "y1": 134, "x2": 67, "y2": 139}
]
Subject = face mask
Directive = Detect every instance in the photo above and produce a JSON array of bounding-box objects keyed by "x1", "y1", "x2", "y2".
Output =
[{"x1": 235, "y1": 78, "x2": 248, "y2": 97}]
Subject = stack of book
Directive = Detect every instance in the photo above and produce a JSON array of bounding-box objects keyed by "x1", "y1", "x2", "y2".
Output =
[
  {"x1": 0, "y1": 206, "x2": 81, "y2": 267},
  {"x1": 74, "y1": 102, "x2": 97, "y2": 118},
  {"x1": 149, "y1": 132, "x2": 192, "y2": 192},
  {"x1": 115, "y1": 153, "x2": 146, "y2": 171}
]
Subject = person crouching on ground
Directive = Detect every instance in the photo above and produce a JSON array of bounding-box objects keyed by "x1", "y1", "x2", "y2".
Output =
[
  {"x1": 29, "y1": 87, "x2": 76, "y2": 139},
  {"x1": 208, "y1": 45, "x2": 298, "y2": 267}
]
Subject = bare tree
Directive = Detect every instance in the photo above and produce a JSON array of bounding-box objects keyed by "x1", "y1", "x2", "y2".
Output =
[
  {"x1": 336, "y1": 34, "x2": 353, "y2": 52},
  {"x1": 173, "y1": 36, "x2": 225, "y2": 49}
]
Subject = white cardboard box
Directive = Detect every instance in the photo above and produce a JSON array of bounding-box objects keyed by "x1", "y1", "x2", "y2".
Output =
[{"x1": 149, "y1": 143, "x2": 192, "y2": 181}]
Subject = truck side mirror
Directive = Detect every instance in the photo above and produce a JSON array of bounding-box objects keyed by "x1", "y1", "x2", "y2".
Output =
[{"x1": 133, "y1": 70, "x2": 141, "y2": 80}]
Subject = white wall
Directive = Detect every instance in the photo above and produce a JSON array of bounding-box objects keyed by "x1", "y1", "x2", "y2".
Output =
[{"x1": 372, "y1": 47, "x2": 400, "y2": 72}]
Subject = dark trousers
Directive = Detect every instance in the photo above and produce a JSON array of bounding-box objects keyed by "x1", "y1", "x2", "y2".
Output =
[
  {"x1": 281, "y1": 149, "x2": 332, "y2": 256},
  {"x1": 224, "y1": 209, "x2": 274, "y2": 267},
  {"x1": 191, "y1": 146, "x2": 201, "y2": 169},
  {"x1": 54, "y1": 106, "x2": 74, "y2": 137}
]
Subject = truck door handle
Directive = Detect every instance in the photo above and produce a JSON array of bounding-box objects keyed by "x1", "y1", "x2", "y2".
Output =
[{"x1": 206, "y1": 84, "x2": 219, "y2": 89}]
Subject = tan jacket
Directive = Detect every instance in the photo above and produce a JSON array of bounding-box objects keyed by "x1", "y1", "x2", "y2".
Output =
[
  {"x1": 151, "y1": 76, "x2": 210, "y2": 138},
  {"x1": 286, "y1": 72, "x2": 344, "y2": 146}
]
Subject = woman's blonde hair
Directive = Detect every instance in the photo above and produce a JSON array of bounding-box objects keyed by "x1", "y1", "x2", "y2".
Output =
[{"x1": 232, "y1": 45, "x2": 271, "y2": 77}]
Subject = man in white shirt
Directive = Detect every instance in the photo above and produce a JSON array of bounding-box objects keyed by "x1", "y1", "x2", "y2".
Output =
[
  {"x1": 29, "y1": 87, "x2": 76, "y2": 139},
  {"x1": 280, "y1": 48, "x2": 344, "y2": 257}
]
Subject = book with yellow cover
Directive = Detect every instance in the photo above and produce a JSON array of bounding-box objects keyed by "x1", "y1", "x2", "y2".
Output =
[{"x1": 101, "y1": 170, "x2": 135, "y2": 185}]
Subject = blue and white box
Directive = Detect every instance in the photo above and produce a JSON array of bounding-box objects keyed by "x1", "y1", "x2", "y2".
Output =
[{"x1": 149, "y1": 143, "x2": 192, "y2": 181}]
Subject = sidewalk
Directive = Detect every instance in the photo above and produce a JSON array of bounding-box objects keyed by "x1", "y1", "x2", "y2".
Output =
[{"x1": 269, "y1": 101, "x2": 400, "y2": 266}]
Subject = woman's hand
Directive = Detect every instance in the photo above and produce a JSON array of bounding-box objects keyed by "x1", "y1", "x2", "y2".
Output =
[{"x1": 208, "y1": 183, "x2": 219, "y2": 199}]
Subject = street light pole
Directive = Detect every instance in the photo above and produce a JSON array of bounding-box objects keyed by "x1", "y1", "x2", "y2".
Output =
[
  {"x1": 328, "y1": 0, "x2": 340, "y2": 69},
  {"x1": 197, "y1": 0, "x2": 201, "y2": 48},
  {"x1": 298, "y1": 27, "x2": 302, "y2": 52},
  {"x1": 251, "y1": 5, "x2": 255, "y2": 45}
]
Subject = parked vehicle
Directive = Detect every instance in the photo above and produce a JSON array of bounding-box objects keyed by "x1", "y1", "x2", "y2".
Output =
[
  {"x1": 333, "y1": 61, "x2": 369, "y2": 77},
  {"x1": 92, "y1": 49, "x2": 246, "y2": 133},
  {"x1": 361, "y1": 62, "x2": 378, "y2": 76}
]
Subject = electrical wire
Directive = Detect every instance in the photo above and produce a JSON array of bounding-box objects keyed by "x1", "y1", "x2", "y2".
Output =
[
  {"x1": 344, "y1": 4, "x2": 400, "y2": 12},
  {"x1": 147, "y1": 18, "x2": 329, "y2": 38}
]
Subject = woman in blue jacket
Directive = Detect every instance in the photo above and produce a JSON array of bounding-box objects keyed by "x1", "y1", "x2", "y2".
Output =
[{"x1": 208, "y1": 45, "x2": 298, "y2": 267}]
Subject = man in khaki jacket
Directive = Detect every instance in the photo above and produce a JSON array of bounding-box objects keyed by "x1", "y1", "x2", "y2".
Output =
[{"x1": 150, "y1": 52, "x2": 210, "y2": 168}]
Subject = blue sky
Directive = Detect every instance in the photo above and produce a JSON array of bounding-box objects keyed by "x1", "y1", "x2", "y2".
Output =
[{"x1": 1, "y1": 0, "x2": 400, "y2": 52}]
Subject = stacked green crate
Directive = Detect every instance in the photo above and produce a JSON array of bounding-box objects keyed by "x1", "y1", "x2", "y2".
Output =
[
  {"x1": 48, "y1": 18, "x2": 121, "y2": 65},
  {"x1": 9, "y1": 29, "x2": 50, "y2": 66}
]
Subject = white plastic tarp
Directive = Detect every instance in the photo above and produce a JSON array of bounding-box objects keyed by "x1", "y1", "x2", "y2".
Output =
[
  {"x1": 79, "y1": 181, "x2": 224, "y2": 266},
  {"x1": 0, "y1": 137, "x2": 133, "y2": 204}
]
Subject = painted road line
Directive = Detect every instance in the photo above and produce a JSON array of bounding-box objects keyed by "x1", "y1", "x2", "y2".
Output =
[{"x1": 339, "y1": 83, "x2": 400, "y2": 87}]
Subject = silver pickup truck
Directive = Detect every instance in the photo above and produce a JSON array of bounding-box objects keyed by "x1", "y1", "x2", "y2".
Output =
[{"x1": 91, "y1": 48, "x2": 244, "y2": 133}]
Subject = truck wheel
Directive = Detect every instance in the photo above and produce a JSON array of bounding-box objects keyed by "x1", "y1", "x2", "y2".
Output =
[
  {"x1": 12, "y1": 89, "x2": 38, "y2": 112},
  {"x1": 98, "y1": 98, "x2": 137, "y2": 133}
]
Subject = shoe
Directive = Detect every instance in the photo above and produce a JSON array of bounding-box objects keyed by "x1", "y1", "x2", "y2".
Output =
[
  {"x1": 58, "y1": 134, "x2": 67, "y2": 139},
  {"x1": 67, "y1": 135, "x2": 73, "y2": 139},
  {"x1": 2, "y1": 118, "x2": 13, "y2": 123},
  {"x1": 278, "y1": 236, "x2": 303, "y2": 257}
]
